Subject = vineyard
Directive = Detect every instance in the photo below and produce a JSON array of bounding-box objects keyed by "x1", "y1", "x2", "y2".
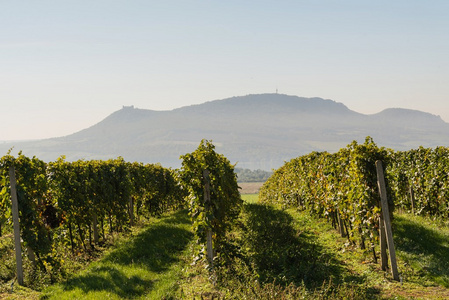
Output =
[
  {"x1": 1, "y1": 137, "x2": 449, "y2": 298},
  {"x1": 0, "y1": 152, "x2": 184, "y2": 284},
  {"x1": 260, "y1": 137, "x2": 449, "y2": 263},
  {"x1": 0, "y1": 140, "x2": 241, "y2": 290}
]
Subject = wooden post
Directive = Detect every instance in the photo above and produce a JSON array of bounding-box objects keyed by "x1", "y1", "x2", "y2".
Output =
[
  {"x1": 336, "y1": 208, "x2": 345, "y2": 237},
  {"x1": 129, "y1": 197, "x2": 134, "y2": 227},
  {"x1": 379, "y1": 214, "x2": 388, "y2": 271},
  {"x1": 9, "y1": 166, "x2": 24, "y2": 285},
  {"x1": 376, "y1": 161, "x2": 399, "y2": 281},
  {"x1": 92, "y1": 213, "x2": 99, "y2": 244},
  {"x1": 409, "y1": 186, "x2": 415, "y2": 215},
  {"x1": 203, "y1": 170, "x2": 213, "y2": 267}
]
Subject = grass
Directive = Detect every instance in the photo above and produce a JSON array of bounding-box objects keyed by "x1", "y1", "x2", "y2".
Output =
[
  {"x1": 394, "y1": 214, "x2": 449, "y2": 287},
  {"x1": 0, "y1": 232, "x2": 40, "y2": 299},
  {"x1": 3, "y1": 195, "x2": 449, "y2": 299},
  {"x1": 229, "y1": 194, "x2": 449, "y2": 299},
  {"x1": 285, "y1": 208, "x2": 449, "y2": 299},
  {"x1": 39, "y1": 210, "x2": 194, "y2": 300},
  {"x1": 178, "y1": 197, "x2": 380, "y2": 299},
  {"x1": 241, "y1": 193, "x2": 259, "y2": 204}
]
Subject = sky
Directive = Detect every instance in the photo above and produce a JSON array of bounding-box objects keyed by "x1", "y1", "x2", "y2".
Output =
[{"x1": 1, "y1": 1, "x2": 449, "y2": 140}]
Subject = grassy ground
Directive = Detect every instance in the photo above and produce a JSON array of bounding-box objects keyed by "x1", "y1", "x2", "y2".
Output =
[
  {"x1": 178, "y1": 195, "x2": 380, "y2": 299},
  {"x1": 39, "y1": 210, "x2": 194, "y2": 300},
  {"x1": 2, "y1": 195, "x2": 449, "y2": 299},
  {"x1": 389, "y1": 213, "x2": 449, "y2": 299},
  {"x1": 240, "y1": 193, "x2": 259, "y2": 203}
]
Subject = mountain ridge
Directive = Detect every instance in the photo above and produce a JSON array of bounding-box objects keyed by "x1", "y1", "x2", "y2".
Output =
[
  {"x1": 2, "y1": 94, "x2": 448, "y2": 170},
  {"x1": 370, "y1": 107, "x2": 446, "y2": 125}
]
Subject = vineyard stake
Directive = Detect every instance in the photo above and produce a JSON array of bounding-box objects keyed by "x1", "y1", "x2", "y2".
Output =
[
  {"x1": 203, "y1": 169, "x2": 214, "y2": 268},
  {"x1": 9, "y1": 166, "x2": 24, "y2": 285},
  {"x1": 129, "y1": 197, "x2": 134, "y2": 227},
  {"x1": 92, "y1": 213, "x2": 99, "y2": 244},
  {"x1": 336, "y1": 207, "x2": 345, "y2": 237},
  {"x1": 409, "y1": 186, "x2": 415, "y2": 215},
  {"x1": 376, "y1": 160, "x2": 399, "y2": 281},
  {"x1": 379, "y1": 214, "x2": 388, "y2": 271}
]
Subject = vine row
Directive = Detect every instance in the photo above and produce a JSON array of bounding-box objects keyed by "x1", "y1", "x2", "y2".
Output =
[
  {"x1": 260, "y1": 137, "x2": 449, "y2": 258},
  {"x1": 0, "y1": 153, "x2": 184, "y2": 271},
  {"x1": 259, "y1": 137, "x2": 393, "y2": 259}
]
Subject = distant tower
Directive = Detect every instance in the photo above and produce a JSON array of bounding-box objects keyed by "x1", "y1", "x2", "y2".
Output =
[{"x1": 276, "y1": 88, "x2": 278, "y2": 94}]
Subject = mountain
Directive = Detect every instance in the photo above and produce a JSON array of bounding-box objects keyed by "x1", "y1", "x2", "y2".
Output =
[{"x1": 2, "y1": 94, "x2": 449, "y2": 170}]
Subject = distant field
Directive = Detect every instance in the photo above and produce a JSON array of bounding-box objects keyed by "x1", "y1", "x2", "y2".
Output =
[
  {"x1": 241, "y1": 194, "x2": 259, "y2": 204},
  {"x1": 239, "y1": 182, "x2": 264, "y2": 194}
]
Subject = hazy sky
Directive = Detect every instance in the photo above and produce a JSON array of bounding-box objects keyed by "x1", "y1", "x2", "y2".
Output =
[{"x1": 1, "y1": 1, "x2": 449, "y2": 140}]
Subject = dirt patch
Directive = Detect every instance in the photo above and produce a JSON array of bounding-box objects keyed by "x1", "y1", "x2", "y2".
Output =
[
  {"x1": 379, "y1": 282, "x2": 449, "y2": 299},
  {"x1": 238, "y1": 182, "x2": 264, "y2": 194}
]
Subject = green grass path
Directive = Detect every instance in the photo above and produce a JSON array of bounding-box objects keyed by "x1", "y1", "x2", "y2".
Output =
[
  {"x1": 6, "y1": 195, "x2": 449, "y2": 299},
  {"x1": 41, "y1": 210, "x2": 194, "y2": 300}
]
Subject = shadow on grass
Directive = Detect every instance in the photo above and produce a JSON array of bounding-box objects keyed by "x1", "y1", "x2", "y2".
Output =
[
  {"x1": 103, "y1": 210, "x2": 193, "y2": 273},
  {"x1": 394, "y1": 214, "x2": 449, "y2": 287},
  {"x1": 48, "y1": 209, "x2": 193, "y2": 298},
  {"x1": 60, "y1": 266, "x2": 152, "y2": 299},
  {"x1": 228, "y1": 203, "x2": 376, "y2": 293}
]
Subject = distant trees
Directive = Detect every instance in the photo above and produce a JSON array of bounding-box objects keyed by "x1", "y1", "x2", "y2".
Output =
[{"x1": 235, "y1": 168, "x2": 272, "y2": 182}]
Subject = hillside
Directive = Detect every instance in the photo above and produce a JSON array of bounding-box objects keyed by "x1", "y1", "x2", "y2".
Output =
[{"x1": 2, "y1": 94, "x2": 449, "y2": 170}]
